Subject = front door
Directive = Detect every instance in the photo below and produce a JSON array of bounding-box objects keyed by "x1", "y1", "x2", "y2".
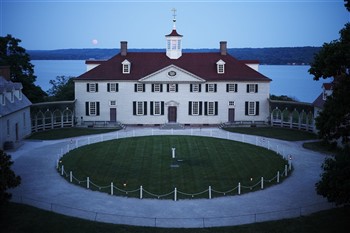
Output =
[
  {"x1": 228, "y1": 108, "x2": 235, "y2": 123},
  {"x1": 168, "y1": 107, "x2": 177, "y2": 122},
  {"x1": 110, "y1": 108, "x2": 117, "y2": 122}
]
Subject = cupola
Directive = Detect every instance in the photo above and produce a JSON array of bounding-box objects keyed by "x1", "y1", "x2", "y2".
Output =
[{"x1": 165, "y1": 8, "x2": 183, "y2": 59}]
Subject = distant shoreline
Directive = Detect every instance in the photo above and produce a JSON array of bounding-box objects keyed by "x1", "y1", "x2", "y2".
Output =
[{"x1": 28, "y1": 47, "x2": 320, "y2": 65}]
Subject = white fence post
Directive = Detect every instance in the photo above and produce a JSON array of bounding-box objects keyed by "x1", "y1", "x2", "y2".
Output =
[
  {"x1": 87, "y1": 177, "x2": 90, "y2": 189},
  {"x1": 111, "y1": 182, "x2": 113, "y2": 195},
  {"x1": 238, "y1": 182, "x2": 241, "y2": 195},
  {"x1": 69, "y1": 171, "x2": 72, "y2": 182},
  {"x1": 261, "y1": 177, "x2": 264, "y2": 189},
  {"x1": 61, "y1": 165, "x2": 64, "y2": 176},
  {"x1": 140, "y1": 186, "x2": 143, "y2": 199},
  {"x1": 277, "y1": 171, "x2": 280, "y2": 183},
  {"x1": 209, "y1": 186, "x2": 212, "y2": 199},
  {"x1": 75, "y1": 139, "x2": 78, "y2": 148},
  {"x1": 285, "y1": 165, "x2": 288, "y2": 176},
  {"x1": 174, "y1": 187, "x2": 177, "y2": 201}
]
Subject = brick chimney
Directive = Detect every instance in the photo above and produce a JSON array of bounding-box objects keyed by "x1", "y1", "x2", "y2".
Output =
[
  {"x1": 220, "y1": 41, "x2": 227, "y2": 56},
  {"x1": 120, "y1": 41, "x2": 128, "y2": 56},
  {"x1": 0, "y1": 66, "x2": 11, "y2": 81}
]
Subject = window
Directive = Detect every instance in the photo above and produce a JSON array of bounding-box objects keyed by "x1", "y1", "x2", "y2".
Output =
[
  {"x1": 190, "y1": 84, "x2": 201, "y2": 92},
  {"x1": 122, "y1": 59, "x2": 131, "y2": 74},
  {"x1": 167, "y1": 40, "x2": 171, "y2": 50},
  {"x1": 107, "y1": 83, "x2": 118, "y2": 92},
  {"x1": 216, "y1": 59, "x2": 225, "y2": 74},
  {"x1": 188, "y1": 101, "x2": 203, "y2": 115},
  {"x1": 85, "y1": 102, "x2": 100, "y2": 116},
  {"x1": 171, "y1": 40, "x2": 177, "y2": 50},
  {"x1": 133, "y1": 101, "x2": 147, "y2": 115},
  {"x1": 206, "y1": 84, "x2": 217, "y2": 92},
  {"x1": 226, "y1": 84, "x2": 238, "y2": 92},
  {"x1": 110, "y1": 100, "x2": 117, "y2": 106},
  {"x1": 245, "y1": 101, "x2": 260, "y2": 116},
  {"x1": 204, "y1": 101, "x2": 218, "y2": 115},
  {"x1": 150, "y1": 101, "x2": 164, "y2": 115},
  {"x1": 152, "y1": 84, "x2": 163, "y2": 92},
  {"x1": 134, "y1": 83, "x2": 145, "y2": 92},
  {"x1": 87, "y1": 83, "x2": 98, "y2": 92},
  {"x1": 167, "y1": 83, "x2": 178, "y2": 92},
  {"x1": 228, "y1": 101, "x2": 235, "y2": 106},
  {"x1": 246, "y1": 84, "x2": 258, "y2": 93}
]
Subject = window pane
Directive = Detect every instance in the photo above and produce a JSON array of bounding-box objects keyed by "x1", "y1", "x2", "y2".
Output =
[
  {"x1": 248, "y1": 84, "x2": 256, "y2": 93},
  {"x1": 137, "y1": 101, "x2": 144, "y2": 115},
  {"x1": 192, "y1": 101, "x2": 199, "y2": 115},
  {"x1": 169, "y1": 84, "x2": 176, "y2": 92},
  {"x1": 90, "y1": 102, "x2": 96, "y2": 115},
  {"x1": 137, "y1": 84, "x2": 144, "y2": 92},
  {"x1": 208, "y1": 102, "x2": 214, "y2": 115},
  {"x1": 89, "y1": 83, "x2": 96, "y2": 92},
  {"x1": 248, "y1": 102, "x2": 255, "y2": 115},
  {"x1": 154, "y1": 101, "x2": 160, "y2": 115}
]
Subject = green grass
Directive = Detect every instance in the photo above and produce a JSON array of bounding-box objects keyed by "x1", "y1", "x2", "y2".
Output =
[
  {"x1": 28, "y1": 128, "x2": 120, "y2": 140},
  {"x1": 61, "y1": 135, "x2": 288, "y2": 199},
  {"x1": 223, "y1": 127, "x2": 317, "y2": 141},
  {"x1": 303, "y1": 141, "x2": 340, "y2": 155},
  {"x1": 1, "y1": 202, "x2": 349, "y2": 233}
]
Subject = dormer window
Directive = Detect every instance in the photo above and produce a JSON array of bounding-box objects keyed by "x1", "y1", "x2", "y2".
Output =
[
  {"x1": 216, "y1": 59, "x2": 225, "y2": 74},
  {"x1": 122, "y1": 59, "x2": 131, "y2": 74}
]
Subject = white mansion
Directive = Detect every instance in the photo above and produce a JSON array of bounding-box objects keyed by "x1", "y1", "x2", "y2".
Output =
[{"x1": 74, "y1": 20, "x2": 271, "y2": 127}]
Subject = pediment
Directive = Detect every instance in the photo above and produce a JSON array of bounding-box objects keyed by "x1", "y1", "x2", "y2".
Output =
[{"x1": 139, "y1": 65, "x2": 205, "y2": 83}]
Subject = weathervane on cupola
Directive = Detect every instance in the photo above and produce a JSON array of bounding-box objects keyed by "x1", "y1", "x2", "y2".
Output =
[{"x1": 165, "y1": 8, "x2": 183, "y2": 59}]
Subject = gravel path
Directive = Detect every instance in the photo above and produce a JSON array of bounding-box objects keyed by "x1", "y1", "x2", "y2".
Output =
[{"x1": 8, "y1": 127, "x2": 333, "y2": 228}]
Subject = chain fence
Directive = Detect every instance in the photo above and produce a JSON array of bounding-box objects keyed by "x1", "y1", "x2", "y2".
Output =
[{"x1": 56, "y1": 128, "x2": 292, "y2": 200}]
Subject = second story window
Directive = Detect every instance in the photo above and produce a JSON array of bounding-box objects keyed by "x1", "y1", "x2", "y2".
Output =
[
  {"x1": 134, "y1": 83, "x2": 145, "y2": 92},
  {"x1": 107, "y1": 83, "x2": 119, "y2": 92},
  {"x1": 206, "y1": 84, "x2": 217, "y2": 92},
  {"x1": 247, "y1": 84, "x2": 258, "y2": 93},
  {"x1": 87, "y1": 83, "x2": 98, "y2": 92}
]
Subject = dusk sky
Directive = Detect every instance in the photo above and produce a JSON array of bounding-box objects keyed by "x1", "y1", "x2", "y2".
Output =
[{"x1": 1, "y1": 0, "x2": 349, "y2": 50}]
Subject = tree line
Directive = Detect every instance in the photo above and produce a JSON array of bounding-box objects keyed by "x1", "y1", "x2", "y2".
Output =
[{"x1": 27, "y1": 47, "x2": 321, "y2": 65}]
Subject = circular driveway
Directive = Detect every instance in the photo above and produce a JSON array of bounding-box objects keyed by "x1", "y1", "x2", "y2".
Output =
[{"x1": 9, "y1": 127, "x2": 333, "y2": 228}]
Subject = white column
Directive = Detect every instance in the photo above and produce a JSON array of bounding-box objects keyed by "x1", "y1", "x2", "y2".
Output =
[
  {"x1": 238, "y1": 182, "x2": 241, "y2": 195},
  {"x1": 208, "y1": 186, "x2": 212, "y2": 199},
  {"x1": 174, "y1": 187, "x2": 177, "y2": 201},
  {"x1": 140, "y1": 186, "x2": 143, "y2": 199}
]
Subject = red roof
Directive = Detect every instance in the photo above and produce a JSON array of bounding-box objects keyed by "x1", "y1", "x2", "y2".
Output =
[
  {"x1": 75, "y1": 52, "x2": 271, "y2": 82},
  {"x1": 165, "y1": 29, "x2": 183, "y2": 37},
  {"x1": 323, "y1": 83, "x2": 333, "y2": 90}
]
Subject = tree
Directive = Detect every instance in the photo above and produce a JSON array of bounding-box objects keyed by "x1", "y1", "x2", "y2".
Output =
[
  {"x1": 311, "y1": 1, "x2": 350, "y2": 206},
  {"x1": 316, "y1": 147, "x2": 350, "y2": 206},
  {"x1": 0, "y1": 34, "x2": 47, "y2": 103},
  {"x1": 47, "y1": 76, "x2": 75, "y2": 101},
  {"x1": 309, "y1": 23, "x2": 350, "y2": 145},
  {"x1": 0, "y1": 150, "x2": 21, "y2": 205}
]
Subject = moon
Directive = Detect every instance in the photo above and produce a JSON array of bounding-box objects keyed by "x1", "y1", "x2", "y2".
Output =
[{"x1": 92, "y1": 39, "x2": 98, "y2": 45}]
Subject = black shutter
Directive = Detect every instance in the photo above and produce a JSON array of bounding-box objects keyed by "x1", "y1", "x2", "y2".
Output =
[
  {"x1": 167, "y1": 84, "x2": 170, "y2": 92},
  {"x1": 151, "y1": 84, "x2": 155, "y2": 92},
  {"x1": 150, "y1": 101, "x2": 154, "y2": 115},
  {"x1": 226, "y1": 84, "x2": 229, "y2": 92},
  {"x1": 161, "y1": 101, "x2": 164, "y2": 115},
  {"x1": 188, "y1": 102, "x2": 192, "y2": 115},
  {"x1": 256, "y1": 101, "x2": 260, "y2": 115},
  {"x1": 143, "y1": 84, "x2": 146, "y2": 92},
  {"x1": 245, "y1": 101, "x2": 249, "y2": 115},
  {"x1": 190, "y1": 84, "x2": 193, "y2": 92},
  {"x1": 215, "y1": 102, "x2": 218, "y2": 115},
  {"x1": 246, "y1": 84, "x2": 249, "y2": 93},
  {"x1": 175, "y1": 84, "x2": 178, "y2": 92},
  {"x1": 96, "y1": 102, "x2": 100, "y2": 116},
  {"x1": 214, "y1": 84, "x2": 217, "y2": 92},
  {"x1": 134, "y1": 84, "x2": 137, "y2": 92},
  {"x1": 107, "y1": 83, "x2": 110, "y2": 92},
  {"x1": 160, "y1": 84, "x2": 163, "y2": 92},
  {"x1": 206, "y1": 84, "x2": 209, "y2": 92},
  {"x1": 116, "y1": 83, "x2": 119, "y2": 92},
  {"x1": 133, "y1": 101, "x2": 136, "y2": 115},
  {"x1": 255, "y1": 84, "x2": 258, "y2": 93},
  {"x1": 198, "y1": 84, "x2": 201, "y2": 92},
  {"x1": 144, "y1": 101, "x2": 147, "y2": 115},
  {"x1": 204, "y1": 102, "x2": 208, "y2": 115},
  {"x1": 199, "y1": 101, "x2": 203, "y2": 115},
  {"x1": 95, "y1": 83, "x2": 98, "y2": 92},
  {"x1": 87, "y1": 83, "x2": 90, "y2": 92},
  {"x1": 85, "y1": 102, "x2": 89, "y2": 116}
]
